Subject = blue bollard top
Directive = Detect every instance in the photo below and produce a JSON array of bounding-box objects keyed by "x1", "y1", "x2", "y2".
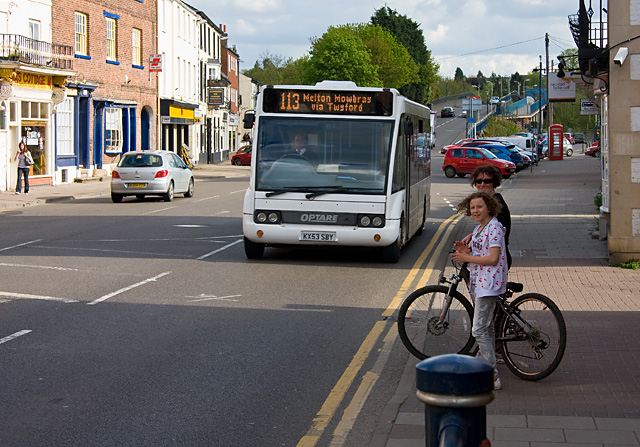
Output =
[{"x1": 416, "y1": 354, "x2": 494, "y2": 396}]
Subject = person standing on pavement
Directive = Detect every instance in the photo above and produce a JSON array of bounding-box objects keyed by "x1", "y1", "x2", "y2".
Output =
[
  {"x1": 462, "y1": 165, "x2": 512, "y2": 269},
  {"x1": 14, "y1": 141, "x2": 33, "y2": 195},
  {"x1": 452, "y1": 191, "x2": 508, "y2": 390}
]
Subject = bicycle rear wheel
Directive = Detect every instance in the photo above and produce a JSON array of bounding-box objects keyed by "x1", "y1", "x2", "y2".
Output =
[
  {"x1": 498, "y1": 293, "x2": 566, "y2": 380},
  {"x1": 398, "y1": 285, "x2": 475, "y2": 360}
]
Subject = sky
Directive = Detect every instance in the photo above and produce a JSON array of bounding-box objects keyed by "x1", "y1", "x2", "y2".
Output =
[{"x1": 187, "y1": 0, "x2": 586, "y2": 79}]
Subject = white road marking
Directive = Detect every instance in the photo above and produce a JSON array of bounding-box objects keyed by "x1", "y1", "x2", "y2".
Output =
[
  {"x1": 193, "y1": 195, "x2": 220, "y2": 203},
  {"x1": 87, "y1": 271, "x2": 171, "y2": 305},
  {"x1": 230, "y1": 189, "x2": 246, "y2": 195},
  {"x1": 174, "y1": 224, "x2": 208, "y2": 228},
  {"x1": 144, "y1": 206, "x2": 178, "y2": 214},
  {"x1": 214, "y1": 211, "x2": 230, "y2": 215},
  {"x1": 0, "y1": 262, "x2": 79, "y2": 272},
  {"x1": 0, "y1": 239, "x2": 42, "y2": 253},
  {"x1": 0, "y1": 330, "x2": 32, "y2": 345},
  {"x1": 197, "y1": 239, "x2": 243, "y2": 260},
  {"x1": 186, "y1": 294, "x2": 241, "y2": 302},
  {"x1": 0, "y1": 291, "x2": 78, "y2": 303},
  {"x1": 31, "y1": 245, "x2": 191, "y2": 258}
]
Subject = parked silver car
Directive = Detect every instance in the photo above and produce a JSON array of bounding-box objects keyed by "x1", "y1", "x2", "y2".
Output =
[{"x1": 111, "y1": 150, "x2": 194, "y2": 203}]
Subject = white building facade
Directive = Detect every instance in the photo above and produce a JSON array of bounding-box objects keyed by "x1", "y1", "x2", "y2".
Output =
[
  {"x1": 0, "y1": 0, "x2": 74, "y2": 191},
  {"x1": 157, "y1": 0, "x2": 200, "y2": 162}
]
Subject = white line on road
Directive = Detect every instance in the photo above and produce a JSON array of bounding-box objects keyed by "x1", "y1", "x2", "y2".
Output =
[
  {"x1": 0, "y1": 262, "x2": 79, "y2": 272},
  {"x1": 230, "y1": 189, "x2": 246, "y2": 195},
  {"x1": 87, "y1": 271, "x2": 171, "y2": 305},
  {"x1": 0, "y1": 291, "x2": 78, "y2": 303},
  {"x1": 0, "y1": 330, "x2": 32, "y2": 345},
  {"x1": 196, "y1": 239, "x2": 242, "y2": 260},
  {"x1": 193, "y1": 195, "x2": 220, "y2": 203},
  {"x1": 186, "y1": 294, "x2": 241, "y2": 302},
  {"x1": 0, "y1": 239, "x2": 42, "y2": 253},
  {"x1": 144, "y1": 206, "x2": 178, "y2": 215},
  {"x1": 31, "y1": 245, "x2": 191, "y2": 258},
  {"x1": 214, "y1": 211, "x2": 230, "y2": 215}
]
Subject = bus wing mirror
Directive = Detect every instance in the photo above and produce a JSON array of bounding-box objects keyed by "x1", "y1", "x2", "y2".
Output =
[{"x1": 243, "y1": 113, "x2": 255, "y2": 129}]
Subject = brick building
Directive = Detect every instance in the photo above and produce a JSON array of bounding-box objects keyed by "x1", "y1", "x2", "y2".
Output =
[
  {"x1": 52, "y1": 0, "x2": 158, "y2": 176},
  {"x1": 222, "y1": 40, "x2": 239, "y2": 154}
]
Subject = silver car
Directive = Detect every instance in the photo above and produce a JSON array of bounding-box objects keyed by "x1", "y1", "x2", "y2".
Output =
[{"x1": 111, "y1": 150, "x2": 194, "y2": 203}]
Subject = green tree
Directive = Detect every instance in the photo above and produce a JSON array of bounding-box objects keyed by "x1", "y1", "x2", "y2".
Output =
[
  {"x1": 243, "y1": 51, "x2": 306, "y2": 85},
  {"x1": 304, "y1": 26, "x2": 381, "y2": 86},
  {"x1": 354, "y1": 24, "x2": 420, "y2": 89},
  {"x1": 371, "y1": 6, "x2": 439, "y2": 103},
  {"x1": 454, "y1": 67, "x2": 465, "y2": 81}
]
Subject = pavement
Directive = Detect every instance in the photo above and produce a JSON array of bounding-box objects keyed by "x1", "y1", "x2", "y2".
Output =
[
  {"x1": 373, "y1": 155, "x2": 640, "y2": 446},
  {"x1": 0, "y1": 162, "x2": 249, "y2": 210},
  {"x1": 3, "y1": 157, "x2": 640, "y2": 446}
]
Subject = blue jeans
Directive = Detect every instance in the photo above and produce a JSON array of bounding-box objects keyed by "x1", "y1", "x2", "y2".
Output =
[
  {"x1": 16, "y1": 167, "x2": 29, "y2": 193},
  {"x1": 472, "y1": 295, "x2": 498, "y2": 379}
]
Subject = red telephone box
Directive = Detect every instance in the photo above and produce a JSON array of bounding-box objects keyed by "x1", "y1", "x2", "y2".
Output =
[{"x1": 549, "y1": 124, "x2": 563, "y2": 160}]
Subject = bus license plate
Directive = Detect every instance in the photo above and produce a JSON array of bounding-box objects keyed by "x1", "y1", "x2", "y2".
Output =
[
  {"x1": 128, "y1": 183, "x2": 147, "y2": 188},
  {"x1": 300, "y1": 231, "x2": 336, "y2": 242}
]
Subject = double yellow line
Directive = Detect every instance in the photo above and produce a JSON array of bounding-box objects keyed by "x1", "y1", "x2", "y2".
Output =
[{"x1": 297, "y1": 212, "x2": 463, "y2": 447}]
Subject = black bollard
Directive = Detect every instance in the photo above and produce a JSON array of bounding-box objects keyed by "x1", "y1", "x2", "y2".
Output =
[{"x1": 416, "y1": 354, "x2": 494, "y2": 447}]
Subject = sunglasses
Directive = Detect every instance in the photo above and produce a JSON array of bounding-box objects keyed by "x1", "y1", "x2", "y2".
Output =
[{"x1": 475, "y1": 179, "x2": 494, "y2": 185}]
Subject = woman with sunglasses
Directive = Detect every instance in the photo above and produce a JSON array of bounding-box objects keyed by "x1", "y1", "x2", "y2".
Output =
[{"x1": 462, "y1": 165, "x2": 512, "y2": 268}]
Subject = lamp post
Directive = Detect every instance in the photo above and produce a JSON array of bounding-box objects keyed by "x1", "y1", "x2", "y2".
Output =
[{"x1": 538, "y1": 55, "x2": 543, "y2": 136}]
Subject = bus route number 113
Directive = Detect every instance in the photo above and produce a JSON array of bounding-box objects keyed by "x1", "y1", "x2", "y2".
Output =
[{"x1": 280, "y1": 92, "x2": 300, "y2": 110}]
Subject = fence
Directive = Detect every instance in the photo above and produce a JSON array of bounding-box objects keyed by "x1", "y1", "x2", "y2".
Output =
[{"x1": 0, "y1": 34, "x2": 73, "y2": 70}]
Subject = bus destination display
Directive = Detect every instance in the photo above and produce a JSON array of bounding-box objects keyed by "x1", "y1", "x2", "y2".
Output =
[{"x1": 262, "y1": 88, "x2": 393, "y2": 116}]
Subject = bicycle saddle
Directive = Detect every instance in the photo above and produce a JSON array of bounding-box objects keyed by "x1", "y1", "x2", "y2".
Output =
[{"x1": 506, "y1": 282, "x2": 523, "y2": 293}]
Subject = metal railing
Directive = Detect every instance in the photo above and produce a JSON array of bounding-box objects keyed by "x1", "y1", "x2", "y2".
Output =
[{"x1": 0, "y1": 34, "x2": 73, "y2": 70}]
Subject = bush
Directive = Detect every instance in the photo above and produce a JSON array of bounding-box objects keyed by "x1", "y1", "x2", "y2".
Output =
[
  {"x1": 618, "y1": 259, "x2": 640, "y2": 270},
  {"x1": 481, "y1": 117, "x2": 521, "y2": 138},
  {"x1": 594, "y1": 191, "x2": 602, "y2": 208}
]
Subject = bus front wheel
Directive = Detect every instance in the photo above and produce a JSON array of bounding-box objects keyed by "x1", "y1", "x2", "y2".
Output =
[{"x1": 244, "y1": 237, "x2": 265, "y2": 259}]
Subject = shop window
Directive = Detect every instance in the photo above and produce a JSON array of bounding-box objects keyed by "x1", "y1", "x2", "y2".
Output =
[
  {"x1": 9, "y1": 101, "x2": 17, "y2": 122},
  {"x1": 56, "y1": 98, "x2": 74, "y2": 155},
  {"x1": 105, "y1": 107, "x2": 123, "y2": 153},
  {"x1": 0, "y1": 103, "x2": 6, "y2": 130},
  {"x1": 20, "y1": 101, "x2": 49, "y2": 120}
]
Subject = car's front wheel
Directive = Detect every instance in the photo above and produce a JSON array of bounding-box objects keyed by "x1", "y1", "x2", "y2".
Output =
[
  {"x1": 184, "y1": 178, "x2": 194, "y2": 198},
  {"x1": 163, "y1": 182, "x2": 174, "y2": 202}
]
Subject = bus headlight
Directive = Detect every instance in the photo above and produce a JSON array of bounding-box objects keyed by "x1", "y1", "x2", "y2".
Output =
[
  {"x1": 254, "y1": 210, "x2": 281, "y2": 224},
  {"x1": 358, "y1": 214, "x2": 385, "y2": 228}
]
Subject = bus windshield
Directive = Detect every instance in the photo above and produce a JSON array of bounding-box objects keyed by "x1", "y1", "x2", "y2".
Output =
[{"x1": 255, "y1": 117, "x2": 394, "y2": 194}]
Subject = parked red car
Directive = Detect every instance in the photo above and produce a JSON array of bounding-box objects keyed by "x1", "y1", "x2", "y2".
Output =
[
  {"x1": 585, "y1": 140, "x2": 600, "y2": 157},
  {"x1": 443, "y1": 146, "x2": 516, "y2": 178},
  {"x1": 231, "y1": 145, "x2": 252, "y2": 166},
  {"x1": 440, "y1": 138, "x2": 473, "y2": 154}
]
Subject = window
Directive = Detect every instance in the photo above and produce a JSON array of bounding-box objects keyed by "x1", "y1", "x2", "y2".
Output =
[
  {"x1": 56, "y1": 98, "x2": 74, "y2": 156},
  {"x1": 29, "y1": 20, "x2": 40, "y2": 41},
  {"x1": 20, "y1": 101, "x2": 48, "y2": 119},
  {"x1": 106, "y1": 17, "x2": 116, "y2": 61},
  {"x1": 75, "y1": 12, "x2": 88, "y2": 55},
  {"x1": 105, "y1": 108, "x2": 123, "y2": 153},
  {"x1": 132, "y1": 28, "x2": 141, "y2": 66}
]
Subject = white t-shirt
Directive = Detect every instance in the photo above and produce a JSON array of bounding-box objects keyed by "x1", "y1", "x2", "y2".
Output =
[{"x1": 469, "y1": 217, "x2": 508, "y2": 299}]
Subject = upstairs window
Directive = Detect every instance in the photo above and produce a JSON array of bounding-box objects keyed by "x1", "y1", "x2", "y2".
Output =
[
  {"x1": 106, "y1": 17, "x2": 116, "y2": 61},
  {"x1": 75, "y1": 12, "x2": 88, "y2": 55},
  {"x1": 132, "y1": 28, "x2": 141, "y2": 66}
]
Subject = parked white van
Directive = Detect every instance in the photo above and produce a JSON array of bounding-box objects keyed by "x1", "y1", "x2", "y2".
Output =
[{"x1": 500, "y1": 135, "x2": 537, "y2": 152}]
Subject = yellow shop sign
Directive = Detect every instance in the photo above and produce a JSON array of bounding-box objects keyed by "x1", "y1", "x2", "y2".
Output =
[
  {"x1": 169, "y1": 105, "x2": 194, "y2": 119},
  {"x1": 14, "y1": 72, "x2": 53, "y2": 90}
]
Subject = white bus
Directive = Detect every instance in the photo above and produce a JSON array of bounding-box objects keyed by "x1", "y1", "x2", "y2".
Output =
[{"x1": 241, "y1": 81, "x2": 432, "y2": 262}]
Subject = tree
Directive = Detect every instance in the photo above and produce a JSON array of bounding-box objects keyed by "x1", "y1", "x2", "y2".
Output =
[
  {"x1": 454, "y1": 67, "x2": 464, "y2": 81},
  {"x1": 354, "y1": 24, "x2": 420, "y2": 89},
  {"x1": 304, "y1": 26, "x2": 381, "y2": 86},
  {"x1": 371, "y1": 6, "x2": 439, "y2": 103},
  {"x1": 243, "y1": 51, "x2": 306, "y2": 85}
]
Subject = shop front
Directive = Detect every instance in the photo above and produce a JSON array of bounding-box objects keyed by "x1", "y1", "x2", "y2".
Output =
[
  {"x1": 0, "y1": 69, "x2": 66, "y2": 191},
  {"x1": 160, "y1": 99, "x2": 199, "y2": 162}
]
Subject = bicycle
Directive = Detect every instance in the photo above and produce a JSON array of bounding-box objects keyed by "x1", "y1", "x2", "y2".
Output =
[{"x1": 397, "y1": 258, "x2": 566, "y2": 380}]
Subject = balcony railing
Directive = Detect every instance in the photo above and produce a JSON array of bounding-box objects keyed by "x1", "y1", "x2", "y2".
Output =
[{"x1": 0, "y1": 34, "x2": 73, "y2": 70}]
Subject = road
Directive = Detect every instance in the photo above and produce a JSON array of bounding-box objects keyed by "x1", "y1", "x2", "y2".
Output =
[{"x1": 0, "y1": 115, "x2": 481, "y2": 447}]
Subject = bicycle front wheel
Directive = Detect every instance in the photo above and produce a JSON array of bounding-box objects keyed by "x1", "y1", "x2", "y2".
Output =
[
  {"x1": 398, "y1": 285, "x2": 475, "y2": 360},
  {"x1": 498, "y1": 293, "x2": 566, "y2": 380}
]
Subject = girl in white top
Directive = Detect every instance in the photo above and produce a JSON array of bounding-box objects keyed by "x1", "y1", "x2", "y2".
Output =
[
  {"x1": 452, "y1": 191, "x2": 508, "y2": 390},
  {"x1": 14, "y1": 141, "x2": 33, "y2": 194}
]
